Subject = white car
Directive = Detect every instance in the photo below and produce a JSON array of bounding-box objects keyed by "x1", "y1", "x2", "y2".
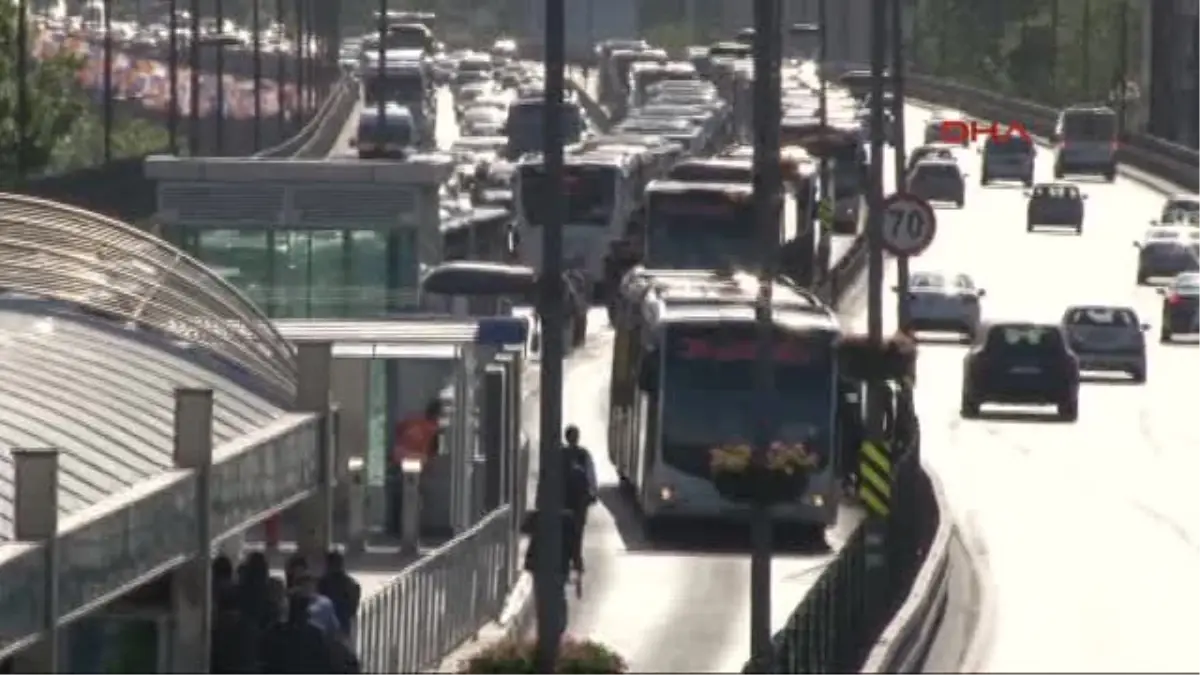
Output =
[{"x1": 895, "y1": 271, "x2": 985, "y2": 339}]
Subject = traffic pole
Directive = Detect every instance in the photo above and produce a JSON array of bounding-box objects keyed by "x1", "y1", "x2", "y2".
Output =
[
  {"x1": 748, "y1": 0, "x2": 783, "y2": 671},
  {"x1": 865, "y1": 0, "x2": 891, "y2": 630},
  {"x1": 533, "y1": 0, "x2": 568, "y2": 669},
  {"x1": 890, "y1": 0, "x2": 911, "y2": 331}
]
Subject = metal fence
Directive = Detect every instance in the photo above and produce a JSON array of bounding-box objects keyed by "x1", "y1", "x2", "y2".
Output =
[
  {"x1": 355, "y1": 506, "x2": 520, "y2": 674},
  {"x1": 752, "y1": 387, "x2": 935, "y2": 673},
  {"x1": 4, "y1": 0, "x2": 339, "y2": 221}
]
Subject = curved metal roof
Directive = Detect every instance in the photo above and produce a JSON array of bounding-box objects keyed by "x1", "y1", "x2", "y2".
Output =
[{"x1": 0, "y1": 193, "x2": 297, "y2": 399}]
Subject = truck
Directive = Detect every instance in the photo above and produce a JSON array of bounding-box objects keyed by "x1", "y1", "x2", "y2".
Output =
[{"x1": 521, "y1": 0, "x2": 639, "y2": 65}]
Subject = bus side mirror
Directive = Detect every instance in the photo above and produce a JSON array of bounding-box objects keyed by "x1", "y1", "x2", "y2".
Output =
[{"x1": 638, "y1": 356, "x2": 659, "y2": 392}]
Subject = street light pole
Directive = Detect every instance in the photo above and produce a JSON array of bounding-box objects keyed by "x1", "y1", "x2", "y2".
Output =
[
  {"x1": 749, "y1": 0, "x2": 782, "y2": 669},
  {"x1": 890, "y1": 0, "x2": 911, "y2": 330},
  {"x1": 816, "y1": 0, "x2": 831, "y2": 277},
  {"x1": 534, "y1": 0, "x2": 568, "y2": 669}
]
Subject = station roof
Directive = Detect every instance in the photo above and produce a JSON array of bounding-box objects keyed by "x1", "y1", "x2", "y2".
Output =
[
  {"x1": 0, "y1": 193, "x2": 296, "y2": 541},
  {"x1": 0, "y1": 193, "x2": 298, "y2": 401}
]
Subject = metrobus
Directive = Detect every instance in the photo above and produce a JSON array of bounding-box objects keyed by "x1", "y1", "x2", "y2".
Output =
[
  {"x1": 515, "y1": 150, "x2": 644, "y2": 298},
  {"x1": 607, "y1": 268, "x2": 842, "y2": 530},
  {"x1": 781, "y1": 119, "x2": 867, "y2": 236},
  {"x1": 641, "y1": 180, "x2": 795, "y2": 270},
  {"x1": 666, "y1": 149, "x2": 820, "y2": 281}
]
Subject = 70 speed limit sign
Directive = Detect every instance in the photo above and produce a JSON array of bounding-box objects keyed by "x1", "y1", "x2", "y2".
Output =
[{"x1": 880, "y1": 193, "x2": 937, "y2": 257}]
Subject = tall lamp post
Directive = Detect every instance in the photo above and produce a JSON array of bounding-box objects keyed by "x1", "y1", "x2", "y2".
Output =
[
  {"x1": 748, "y1": 0, "x2": 783, "y2": 668},
  {"x1": 533, "y1": 0, "x2": 569, "y2": 668}
]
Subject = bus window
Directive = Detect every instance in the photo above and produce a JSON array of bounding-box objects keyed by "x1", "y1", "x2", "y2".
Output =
[{"x1": 519, "y1": 164, "x2": 618, "y2": 227}]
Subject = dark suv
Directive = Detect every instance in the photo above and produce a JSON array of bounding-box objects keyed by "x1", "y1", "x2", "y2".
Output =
[
  {"x1": 1157, "y1": 272, "x2": 1200, "y2": 343},
  {"x1": 960, "y1": 322, "x2": 1080, "y2": 422}
]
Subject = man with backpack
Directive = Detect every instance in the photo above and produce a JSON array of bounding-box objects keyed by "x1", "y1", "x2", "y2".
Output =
[{"x1": 561, "y1": 425, "x2": 598, "y2": 572}]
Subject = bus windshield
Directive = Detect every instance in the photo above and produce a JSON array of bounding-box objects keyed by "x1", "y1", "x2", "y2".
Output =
[
  {"x1": 519, "y1": 164, "x2": 618, "y2": 226},
  {"x1": 646, "y1": 190, "x2": 758, "y2": 268},
  {"x1": 660, "y1": 324, "x2": 835, "y2": 475}
]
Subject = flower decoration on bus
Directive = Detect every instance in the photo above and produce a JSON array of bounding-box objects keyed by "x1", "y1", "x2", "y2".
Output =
[{"x1": 709, "y1": 441, "x2": 821, "y2": 476}]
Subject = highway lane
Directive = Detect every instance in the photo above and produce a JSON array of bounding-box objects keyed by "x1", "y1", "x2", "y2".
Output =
[
  {"x1": 537, "y1": 70, "x2": 903, "y2": 673},
  {"x1": 843, "y1": 104, "x2": 1200, "y2": 672}
]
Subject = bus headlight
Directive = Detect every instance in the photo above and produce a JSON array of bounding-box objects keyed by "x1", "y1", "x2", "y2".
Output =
[{"x1": 659, "y1": 485, "x2": 675, "y2": 503}]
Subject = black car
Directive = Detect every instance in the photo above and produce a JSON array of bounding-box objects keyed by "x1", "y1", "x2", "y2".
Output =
[
  {"x1": 1134, "y1": 226, "x2": 1200, "y2": 284},
  {"x1": 1157, "y1": 272, "x2": 1200, "y2": 343},
  {"x1": 1026, "y1": 183, "x2": 1086, "y2": 234},
  {"x1": 960, "y1": 322, "x2": 1080, "y2": 422}
]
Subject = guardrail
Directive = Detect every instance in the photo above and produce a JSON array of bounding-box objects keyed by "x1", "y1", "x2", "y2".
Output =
[{"x1": 255, "y1": 72, "x2": 359, "y2": 159}]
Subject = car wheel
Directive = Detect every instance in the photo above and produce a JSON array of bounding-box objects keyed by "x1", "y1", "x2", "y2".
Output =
[
  {"x1": 955, "y1": 197, "x2": 965, "y2": 208},
  {"x1": 1129, "y1": 367, "x2": 1146, "y2": 384},
  {"x1": 980, "y1": 174, "x2": 989, "y2": 186},
  {"x1": 1159, "y1": 327, "x2": 1172, "y2": 343},
  {"x1": 959, "y1": 391, "x2": 981, "y2": 418},
  {"x1": 1022, "y1": 176, "x2": 1033, "y2": 188},
  {"x1": 1026, "y1": 220, "x2": 1035, "y2": 232},
  {"x1": 1103, "y1": 166, "x2": 1116, "y2": 182},
  {"x1": 1136, "y1": 269, "x2": 1149, "y2": 285},
  {"x1": 1075, "y1": 224, "x2": 1083, "y2": 235},
  {"x1": 1057, "y1": 395, "x2": 1079, "y2": 422},
  {"x1": 1053, "y1": 165, "x2": 1064, "y2": 179}
]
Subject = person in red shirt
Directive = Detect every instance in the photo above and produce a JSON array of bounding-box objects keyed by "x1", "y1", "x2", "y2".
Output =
[{"x1": 386, "y1": 399, "x2": 442, "y2": 536}]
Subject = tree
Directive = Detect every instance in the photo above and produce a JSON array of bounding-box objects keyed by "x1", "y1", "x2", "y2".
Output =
[{"x1": 0, "y1": 1, "x2": 90, "y2": 183}]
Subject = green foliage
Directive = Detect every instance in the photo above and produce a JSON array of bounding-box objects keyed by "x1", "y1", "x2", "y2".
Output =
[
  {"x1": 911, "y1": 0, "x2": 1143, "y2": 108},
  {"x1": 460, "y1": 637, "x2": 629, "y2": 674},
  {"x1": 0, "y1": 1, "x2": 172, "y2": 184}
]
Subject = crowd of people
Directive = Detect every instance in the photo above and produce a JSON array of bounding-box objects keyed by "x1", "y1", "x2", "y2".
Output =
[{"x1": 211, "y1": 550, "x2": 363, "y2": 674}]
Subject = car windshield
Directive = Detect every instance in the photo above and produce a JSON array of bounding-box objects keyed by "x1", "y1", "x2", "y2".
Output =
[
  {"x1": 909, "y1": 272, "x2": 946, "y2": 289},
  {"x1": 915, "y1": 164, "x2": 958, "y2": 179},
  {"x1": 1173, "y1": 274, "x2": 1200, "y2": 292},
  {"x1": 985, "y1": 325, "x2": 1065, "y2": 355},
  {"x1": 1064, "y1": 307, "x2": 1139, "y2": 327}
]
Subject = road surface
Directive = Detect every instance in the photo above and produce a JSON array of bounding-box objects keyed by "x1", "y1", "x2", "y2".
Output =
[{"x1": 844, "y1": 102, "x2": 1200, "y2": 672}]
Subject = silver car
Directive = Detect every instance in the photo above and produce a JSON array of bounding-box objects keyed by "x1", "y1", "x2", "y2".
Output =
[
  {"x1": 895, "y1": 271, "x2": 985, "y2": 339},
  {"x1": 1060, "y1": 305, "x2": 1148, "y2": 382}
]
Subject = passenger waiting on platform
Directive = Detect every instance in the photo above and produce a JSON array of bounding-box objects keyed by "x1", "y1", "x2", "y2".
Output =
[
  {"x1": 284, "y1": 552, "x2": 308, "y2": 589},
  {"x1": 318, "y1": 550, "x2": 362, "y2": 638},
  {"x1": 212, "y1": 554, "x2": 236, "y2": 597},
  {"x1": 294, "y1": 571, "x2": 342, "y2": 638},
  {"x1": 238, "y1": 551, "x2": 285, "y2": 629},
  {"x1": 387, "y1": 399, "x2": 443, "y2": 535},
  {"x1": 261, "y1": 594, "x2": 339, "y2": 674},
  {"x1": 211, "y1": 586, "x2": 259, "y2": 673}
]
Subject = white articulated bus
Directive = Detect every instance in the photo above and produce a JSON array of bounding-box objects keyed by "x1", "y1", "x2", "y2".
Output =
[{"x1": 607, "y1": 268, "x2": 843, "y2": 533}]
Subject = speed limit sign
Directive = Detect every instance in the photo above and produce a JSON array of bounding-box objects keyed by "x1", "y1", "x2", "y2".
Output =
[{"x1": 880, "y1": 193, "x2": 937, "y2": 257}]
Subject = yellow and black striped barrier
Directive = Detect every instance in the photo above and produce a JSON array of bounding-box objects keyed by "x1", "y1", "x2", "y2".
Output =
[{"x1": 858, "y1": 440, "x2": 892, "y2": 518}]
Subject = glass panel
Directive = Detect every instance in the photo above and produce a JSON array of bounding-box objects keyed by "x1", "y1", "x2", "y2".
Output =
[
  {"x1": 392, "y1": 229, "x2": 419, "y2": 310},
  {"x1": 368, "y1": 359, "x2": 388, "y2": 486},
  {"x1": 271, "y1": 231, "x2": 312, "y2": 319},
  {"x1": 348, "y1": 230, "x2": 389, "y2": 318},
  {"x1": 192, "y1": 230, "x2": 271, "y2": 310},
  {"x1": 307, "y1": 230, "x2": 348, "y2": 317}
]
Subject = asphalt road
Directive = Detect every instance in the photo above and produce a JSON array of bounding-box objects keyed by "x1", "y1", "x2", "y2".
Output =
[{"x1": 842, "y1": 102, "x2": 1200, "y2": 672}]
